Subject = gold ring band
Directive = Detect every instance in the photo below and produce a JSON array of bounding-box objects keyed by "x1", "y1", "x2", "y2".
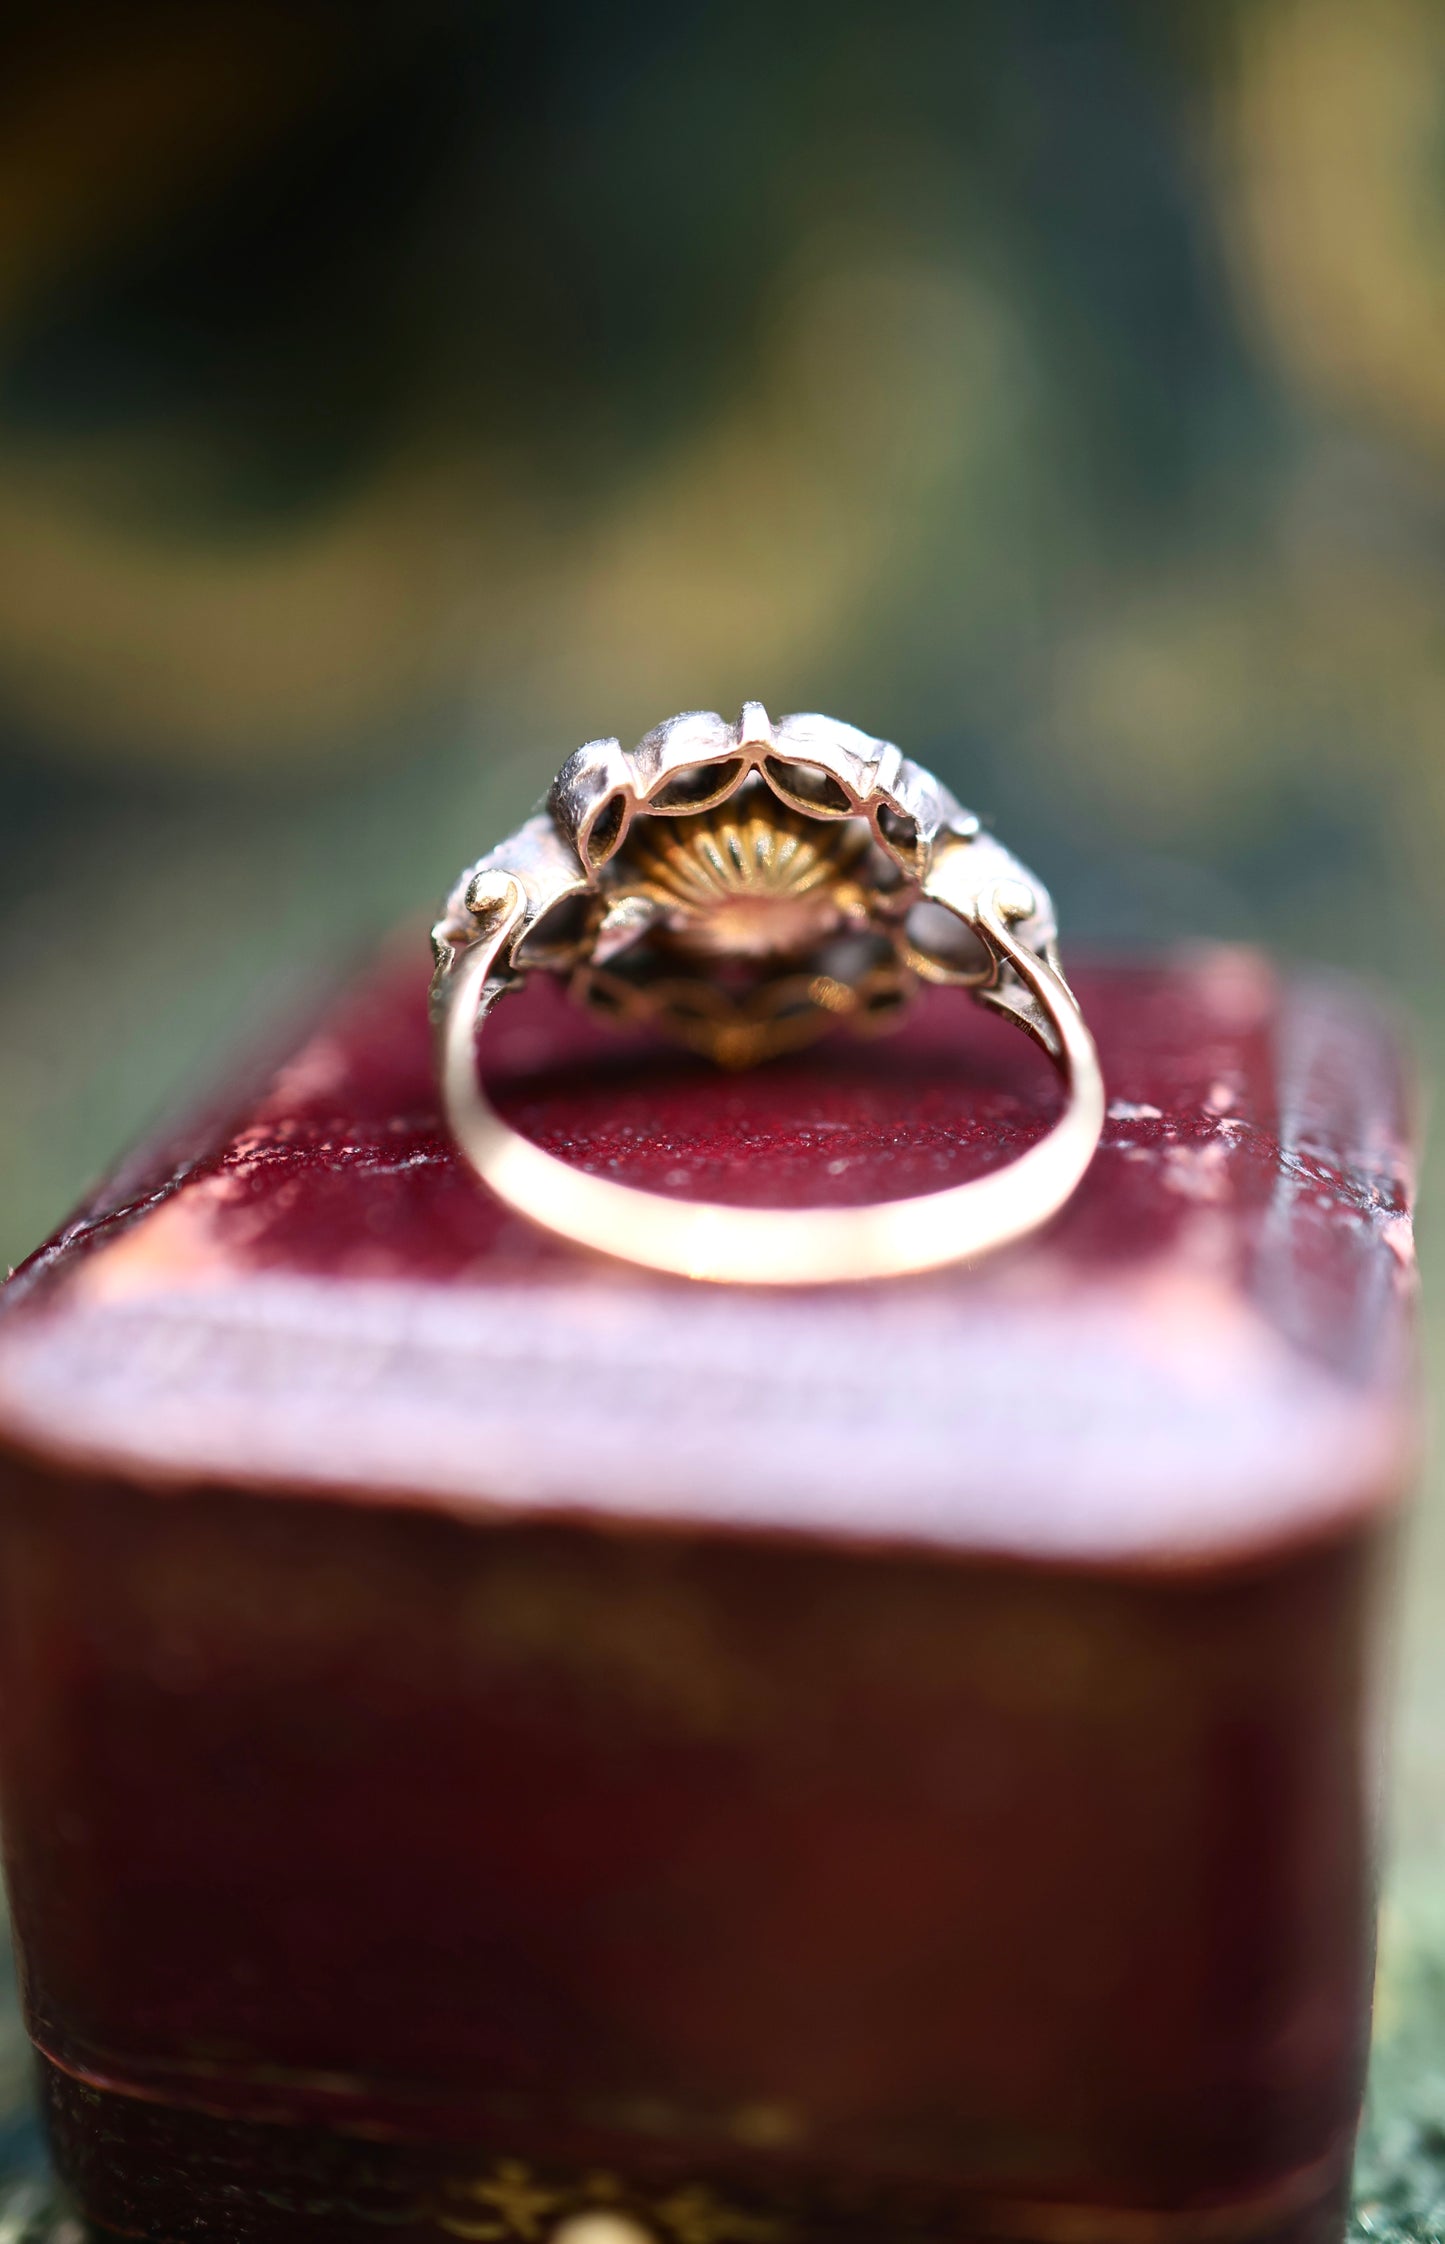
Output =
[{"x1": 432, "y1": 706, "x2": 1104, "y2": 1284}]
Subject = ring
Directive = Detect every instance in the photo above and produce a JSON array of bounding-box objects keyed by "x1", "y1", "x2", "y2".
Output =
[{"x1": 432, "y1": 705, "x2": 1104, "y2": 1284}]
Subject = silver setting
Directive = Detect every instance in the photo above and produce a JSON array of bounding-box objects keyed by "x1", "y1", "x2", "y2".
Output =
[{"x1": 433, "y1": 706, "x2": 1064, "y2": 1066}]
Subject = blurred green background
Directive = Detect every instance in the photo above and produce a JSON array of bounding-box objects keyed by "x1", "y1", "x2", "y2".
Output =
[{"x1": 1, "y1": 0, "x2": 1444, "y2": 2226}]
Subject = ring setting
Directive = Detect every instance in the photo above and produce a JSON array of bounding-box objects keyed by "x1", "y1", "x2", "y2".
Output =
[{"x1": 433, "y1": 705, "x2": 1104, "y2": 1284}]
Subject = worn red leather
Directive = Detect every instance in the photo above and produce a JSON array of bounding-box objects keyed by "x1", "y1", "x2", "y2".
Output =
[{"x1": 0, "y1": 948, "x2": 1417, "y2": 2244}]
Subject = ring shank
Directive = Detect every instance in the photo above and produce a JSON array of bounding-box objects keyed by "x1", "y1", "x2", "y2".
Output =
[{"x1": 439, "y1": 896, "x2": 1104, "y2": 1285}]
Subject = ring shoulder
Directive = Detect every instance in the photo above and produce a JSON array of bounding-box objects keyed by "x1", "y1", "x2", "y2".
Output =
[
  {"x1": 922, "y1": 831, "x2": 1068, "y2": 1059},
  {"x1": 429, "y1": 813, "x2": 588, "y2": 1016}
]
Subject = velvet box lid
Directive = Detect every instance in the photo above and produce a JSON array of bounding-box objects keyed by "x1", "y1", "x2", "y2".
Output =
[{"x1": 0, "y1": 947, "x2": 1417, "y2": 2244}]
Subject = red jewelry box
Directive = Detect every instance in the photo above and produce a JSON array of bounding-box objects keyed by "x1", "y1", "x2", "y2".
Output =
[{"x1": 0, "y1": 949, "x2": 1416, "y2": 2244}]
